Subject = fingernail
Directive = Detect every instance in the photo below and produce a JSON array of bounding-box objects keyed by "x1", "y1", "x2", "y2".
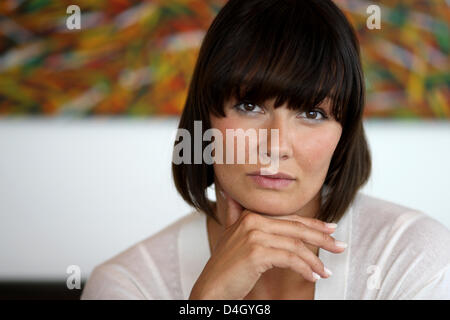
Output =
[
  {"x1": 335, "y1": 240, "x2": 348, "y2": 248},
  {"x1": 324, "y1": 267, "x2": 333, "y2": 276},
  {"x1": 312, "y1": 272, "x2": 321, "y2": 281},
  {"x1": 325, "y1": 223, "x2": 338, "y2": 229}
]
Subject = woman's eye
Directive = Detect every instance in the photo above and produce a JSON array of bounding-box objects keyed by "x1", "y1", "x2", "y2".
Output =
[
  {"x1": 298, "y1": 110, "x2": 328, "y2": 121},
  {"x1": 234, "y1": 102, "x2": 264, "y2": 114}
]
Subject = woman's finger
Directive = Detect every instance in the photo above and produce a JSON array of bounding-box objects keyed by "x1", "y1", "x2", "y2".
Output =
[
  {"x1": 259, "y1": 213, "x2": 337, "y2": 234},
  {"x1": 247, "y1": 229, "x2": 331, "y2": 278},
  {"x1": 245, "y1": 214, "x2": 346, "y2": 254}
]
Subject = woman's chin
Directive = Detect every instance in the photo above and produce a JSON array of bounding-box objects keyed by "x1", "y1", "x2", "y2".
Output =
[{"x1": 241, "y1": 196, "x2": 301, "y2": 216}]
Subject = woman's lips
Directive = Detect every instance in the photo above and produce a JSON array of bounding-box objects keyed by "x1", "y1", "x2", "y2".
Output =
[{"x1": 248, "y1": 174, "x2": 295, "y2": 189}]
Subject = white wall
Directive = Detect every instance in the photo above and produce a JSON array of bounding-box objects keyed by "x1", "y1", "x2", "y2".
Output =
[{"x1": 0, "y1": 118, "x2": 449, "y2": 281}]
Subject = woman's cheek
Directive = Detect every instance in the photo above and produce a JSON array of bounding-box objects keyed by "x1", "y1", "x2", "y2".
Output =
[
  {"x1": 298, "y1": 127, "x2": 341, "y2": 171},
  {"x1": 212, "y1": 116, "x2": 257, "y2": 165}
]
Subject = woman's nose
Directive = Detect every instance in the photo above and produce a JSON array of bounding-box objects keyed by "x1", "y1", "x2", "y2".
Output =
[{"x1": 263, "y1": 114, "x2": 293, "y2": 161}]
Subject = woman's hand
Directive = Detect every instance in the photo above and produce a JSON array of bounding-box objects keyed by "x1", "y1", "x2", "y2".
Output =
[{"x1": 189, "y1": 189, "x2": 346, "y2": 300}]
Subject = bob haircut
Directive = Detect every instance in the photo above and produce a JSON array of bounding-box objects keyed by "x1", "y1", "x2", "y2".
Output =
[{"x1": 172, "y1": 0, "x2": 371, "y2": 224}]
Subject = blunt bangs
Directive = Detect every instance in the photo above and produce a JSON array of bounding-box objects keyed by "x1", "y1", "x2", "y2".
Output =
[{"x1": 201, "y1": 0, "x2": 363, "y2": 124}]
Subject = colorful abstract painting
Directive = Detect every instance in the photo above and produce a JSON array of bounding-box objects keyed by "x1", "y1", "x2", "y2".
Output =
[
  {"x1": 336, "y1": 0, "x2": 449, "y2": 118},
  {"x1": 0, "y1": 0, "x2": 448, "y2": 118}
]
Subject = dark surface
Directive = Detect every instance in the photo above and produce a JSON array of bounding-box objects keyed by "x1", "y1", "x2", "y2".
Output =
[{"x1": 0, "y1": 281, "x2": 85, "y2": 300}]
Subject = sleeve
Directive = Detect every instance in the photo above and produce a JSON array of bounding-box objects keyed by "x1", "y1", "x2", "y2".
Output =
[
  {"x1": 410, "y1": 265, "x2": 450, "y2": 300},
  {"x1": 390, "y1": 214, "x2": 450, "y2": 300},
  {"x1": 80, "y1": 264, "x2": 150, "y2": 300}
]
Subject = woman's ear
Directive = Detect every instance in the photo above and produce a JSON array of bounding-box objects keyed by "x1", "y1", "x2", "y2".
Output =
[
  {"x1": 223, "y1": 191, "x2": 245, "y2": 228},
  {"x1": 213, "y1": 179, "x2": 240, "y2": 227},
  {"x1": 214, "y1": 179, "x2": 227, "y2": 203}
]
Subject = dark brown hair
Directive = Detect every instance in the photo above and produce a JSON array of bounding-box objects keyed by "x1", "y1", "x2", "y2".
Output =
[{"x1": 172, "y1": 0, "x2": 371, "y2": 224}]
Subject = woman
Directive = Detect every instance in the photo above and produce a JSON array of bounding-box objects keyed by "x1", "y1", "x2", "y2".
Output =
[{"x1": 81, "y1": 0, "x2": 450, "y2": 299}]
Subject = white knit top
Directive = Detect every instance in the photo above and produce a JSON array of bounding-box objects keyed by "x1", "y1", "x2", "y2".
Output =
[{"x1": 81, "y1": 191, "x2": 450, "y2": 299}]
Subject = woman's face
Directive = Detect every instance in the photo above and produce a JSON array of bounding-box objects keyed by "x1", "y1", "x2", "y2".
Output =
[{"x1": 210, "y1": 96, "x2": 342, "y2": 216}]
